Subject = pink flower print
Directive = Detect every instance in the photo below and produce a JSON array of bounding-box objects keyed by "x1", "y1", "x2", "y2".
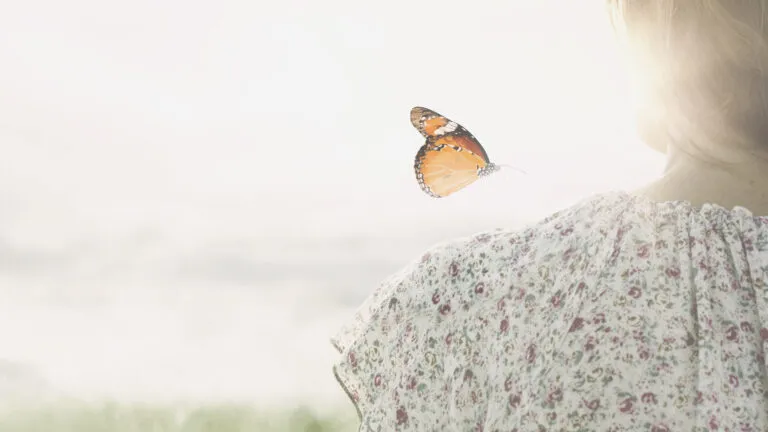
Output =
[
  {"x1": 509, "y1": 393, "x2": 521, "y2": 408},
  {"x1": 726, "y1": 325, "x2": 739, "y2": 341},
  {"x1": 374, "y1": 374, "x2": 382, "y2": 386},
  {"x1": 584, "y1": 399, "x2": 600, "y2": 410},
  {"x1": 500, "y1": 318, "x2": 509, "y2": 333},
  {"x1": 547, "y1": 388, "x2": 563, "y2": 403},
  {"x1": 516, "y1": 288, "x2": 526, "y2": 300},
  {"x1": 729, "y1": 374, "x2": 739, "y2": 387},
  {"x1": 628, "y1": 286, "x2": 642, "y2": 298},
  {"x1": 637, "y1": 244, "x2": 650, "y2": 258},
  {"x1": 709, "y1": 416, "x2": 719, "y2": 430},
  {"x1": 665, "y1": 267, "x2": 680, "y2": 278},
  {"x1": 504, "y1": 376, "x2": 514, "y2": 392},
  {"x1": 431, "y1": 292, "x2": 440, "y2": 304},
  {"x1": 449, "y1": 262, "x2": 459, "y2": 277},
  {"x1": 641, "y1": 392, "x2": 657, "y2": 404},
  {"x1": 569, "y1": 317, "x2": 585, "y2": 332},
  {"x1": 619, "y1": 398, "x2": 634, "y2": 413},
  {"x1": 585, "y1": 336, "x2": 596, "y2": 351},
  {"x1": 698, "y1": 260, "x2": 711, "y2": 272},
  {"x1": 639, "y1": 349, "x2": 650, "y2": 360},
  {"x1": 551, "y1": 295, "x2": 562, "y2": 308},
  {"x1": 406, "y1": 376, "x2": 417, "y2": 390},
  {"x1": 475, "y1": 282, "x2": 485, "y2": 294},
  {"x1": 439, "y1": 303, "x2": 451, "y2": 315},
  {"x1": 526, "y1": 344, "x2": 537, "y2": 363},
  {"x1": 396, "y1": 407, "x2": 408, "y2": 425},
  {"x1": 563, "y1": 247, "x2": 575, "y2": 260}
]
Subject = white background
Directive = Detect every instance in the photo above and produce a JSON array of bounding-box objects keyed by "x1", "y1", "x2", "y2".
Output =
[{"x1": 0, "y1": 0, "x2": 664, "y2": 409}]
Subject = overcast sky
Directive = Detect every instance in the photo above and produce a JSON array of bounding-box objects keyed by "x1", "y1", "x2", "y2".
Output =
[{"x1": 0, "y1": 0, "x2": 664, "y2": 409}]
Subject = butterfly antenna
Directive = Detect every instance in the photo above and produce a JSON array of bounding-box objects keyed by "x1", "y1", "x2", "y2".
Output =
[{"x1": 498, "y1": 163, "x2": 527, "y2": 175}]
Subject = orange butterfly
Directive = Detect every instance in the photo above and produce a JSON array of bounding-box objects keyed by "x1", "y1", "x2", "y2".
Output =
[{"x1": 411, "y1": 106, "x2": 517, "y2": 198}]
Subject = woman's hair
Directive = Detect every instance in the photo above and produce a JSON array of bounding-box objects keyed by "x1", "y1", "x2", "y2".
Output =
[{"x1": 606, "y1": 1, "x2": 768, "y2": 157}]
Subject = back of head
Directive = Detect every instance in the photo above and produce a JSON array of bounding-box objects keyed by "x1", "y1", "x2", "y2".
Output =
[{"x1": 607, "y1": 1, "x2": 768, "y2": 160}]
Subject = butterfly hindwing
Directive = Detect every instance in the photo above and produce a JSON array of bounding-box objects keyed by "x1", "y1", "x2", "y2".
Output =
[{"x1": 414, "y1": 141, "x2": 486, "y2": 198}]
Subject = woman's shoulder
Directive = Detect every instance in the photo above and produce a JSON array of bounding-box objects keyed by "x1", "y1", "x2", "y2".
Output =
[
  {"x1": 422, "y1": 191, "x2": 631, "y2": 270},
  {"x1": 434, "y1": 190, "x2": 768, "y2": 268},
  {"x1": 332, "y1": 191, "x2": 768, "y2": 429},
  {"x1": 331, "y1": 192, "x2": 628, "y2": 356},
  {"x1": 333, "y1": 189, "x2": 768, "y2": 357},
  {"x1": 330, "y1": 192, "x2": 629, "y2": 424}
]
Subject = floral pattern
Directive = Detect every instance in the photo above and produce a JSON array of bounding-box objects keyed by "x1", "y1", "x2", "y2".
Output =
[{"x1": 332, "y1": 191, "x2": 768, "y2": 431}]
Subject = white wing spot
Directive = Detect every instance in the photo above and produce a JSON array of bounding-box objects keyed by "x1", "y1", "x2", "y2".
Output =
[{"x1": 433, "y1": 121, "x2": 459, "y2": 135}]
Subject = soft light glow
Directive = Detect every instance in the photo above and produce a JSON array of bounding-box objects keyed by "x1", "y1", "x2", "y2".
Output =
[{"x1": 0, "y1": 0, "x2": 663, "y2": 410}]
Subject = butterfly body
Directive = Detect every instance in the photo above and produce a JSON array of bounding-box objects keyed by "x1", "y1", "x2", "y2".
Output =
[{"x1": 411, "y1": 106, "x2": 499, "y2": 198}]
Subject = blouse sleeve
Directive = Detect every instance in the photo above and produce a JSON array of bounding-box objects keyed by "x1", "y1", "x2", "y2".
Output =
[
  {"x1": 328, "y1": 195, "x2": 619, "y2": 430},
  {"x1": 330, "y1": 231, "x2": 526, "y2": 426},
  {"x1": 330, "y1": 242, "x2": 439, "y2": 416}
]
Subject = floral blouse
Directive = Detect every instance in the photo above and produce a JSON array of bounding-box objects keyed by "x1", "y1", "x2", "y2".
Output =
[{"x1": 331, "y1": 191, "x2": 768, "y2": 431}]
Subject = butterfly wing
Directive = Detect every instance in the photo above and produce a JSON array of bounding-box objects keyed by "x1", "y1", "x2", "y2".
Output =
[
  {"x1": 410, "y1": 106, "x2": 490, "y2": 162},
  {"x1": 411, "y1": 106, "x2": 495, "y2": 197},
  {"x1": 414, "y1": 139, "x2": 488, "y2": 198}
]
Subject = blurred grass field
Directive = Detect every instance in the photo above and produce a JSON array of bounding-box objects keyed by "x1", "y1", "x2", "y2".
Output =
[{"x1": 0, "y1": 401, "x2": 359, "y2": 432}]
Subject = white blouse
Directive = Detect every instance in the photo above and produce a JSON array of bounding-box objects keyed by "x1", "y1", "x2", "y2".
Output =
[{"x1": 332, "y1": 191, "x2": 768, "y2": 431}]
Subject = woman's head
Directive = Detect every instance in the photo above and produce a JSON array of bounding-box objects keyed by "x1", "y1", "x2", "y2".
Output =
[{"x1": 607, "y1": 1, "x2": 768, "y2": 160}]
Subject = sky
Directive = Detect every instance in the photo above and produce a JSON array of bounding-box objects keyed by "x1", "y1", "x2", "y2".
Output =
[{"x1": 0, "y1": 0, "x2": 665, "y2": 411}]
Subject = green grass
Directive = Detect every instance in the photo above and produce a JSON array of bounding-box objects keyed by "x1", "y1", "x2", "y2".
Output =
[{"x1": 0, "y1": 401, "x2": 359, "y2": 432}]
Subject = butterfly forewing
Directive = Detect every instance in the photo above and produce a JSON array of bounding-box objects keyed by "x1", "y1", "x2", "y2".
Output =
[
  {"x1": 410, "y1": 107, "x2": 490, "y2": 161},
  {"x1": 410, "y1": 107, "x2": 459, "y2": 137}
]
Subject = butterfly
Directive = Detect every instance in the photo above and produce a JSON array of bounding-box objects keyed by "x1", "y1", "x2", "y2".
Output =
[{"x1": 411, "y1": 106, "x2": 519, "y2": 198}]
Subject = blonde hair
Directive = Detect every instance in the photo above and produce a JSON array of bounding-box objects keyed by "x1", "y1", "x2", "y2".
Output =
[{"x1": 607, "y1": 1, "x2": 768, "y2": 157}]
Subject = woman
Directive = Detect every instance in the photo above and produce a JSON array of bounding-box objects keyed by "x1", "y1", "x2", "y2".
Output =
[{"x1": 332, "y1": 1, "x2": 768, "y2": 430}]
